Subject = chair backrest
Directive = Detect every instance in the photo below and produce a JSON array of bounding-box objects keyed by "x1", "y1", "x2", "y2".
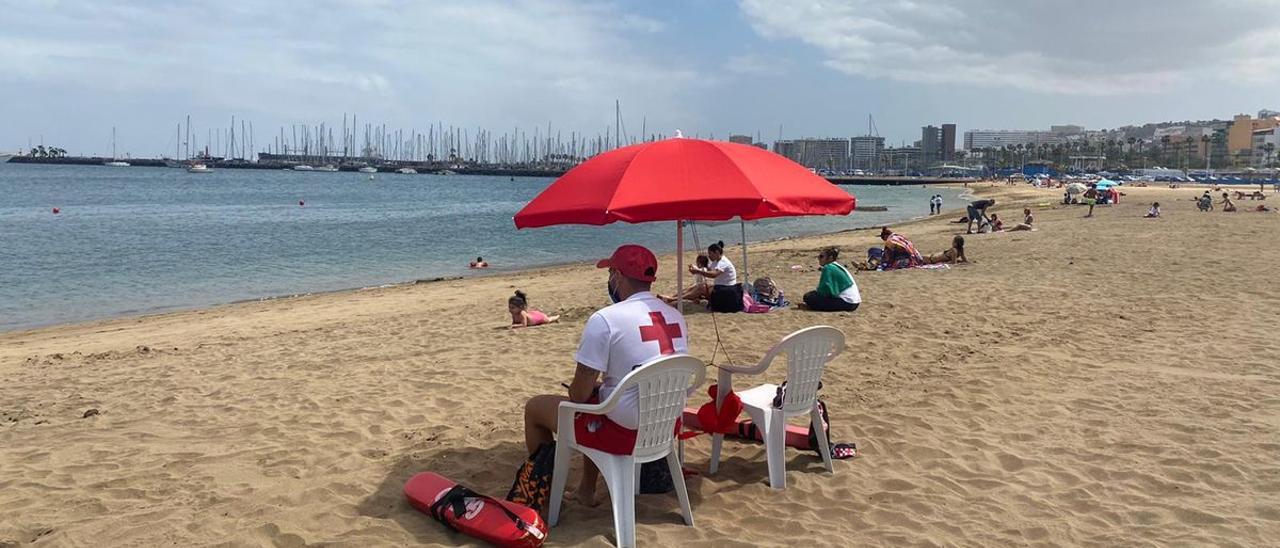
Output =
[
  {"x1": 616, "y1": 354, "x2": 706, "y2": 460},
  {"x1": 761, "y1": 326, "x2": 845, "y2": 415}
]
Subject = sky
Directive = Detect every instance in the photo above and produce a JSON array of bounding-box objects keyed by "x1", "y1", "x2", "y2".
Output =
[{"x1": 4, "y1": 0, "x2": 1280, "y2": 157}]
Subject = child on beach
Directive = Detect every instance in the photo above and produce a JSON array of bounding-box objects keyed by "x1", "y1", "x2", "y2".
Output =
[
  {"x1": 508, "y1": 290, "x2": 559, "y2": 328},
  {"x1": 659, "y1": 254, "x2": 711, "y2": 304},
  {"x1": 1144, "y1": 202, "x2": 1161, "y2": 218},
  {"x1": 989, "y1": 213, "x2": 1004, "y2": 232}
]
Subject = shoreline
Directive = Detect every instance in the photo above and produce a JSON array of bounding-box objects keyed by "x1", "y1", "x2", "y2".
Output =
[{"x1": 0, "y1": 190, "x2": 968, "y2": 336}]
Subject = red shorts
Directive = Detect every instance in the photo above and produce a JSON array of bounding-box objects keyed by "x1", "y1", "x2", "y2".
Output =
[
  {"x1": 574, "y1": 411, "x2": 638, "y2": 455},
  {"x1": 572, "y1": 394, "x2": 681, "y2": 456}
]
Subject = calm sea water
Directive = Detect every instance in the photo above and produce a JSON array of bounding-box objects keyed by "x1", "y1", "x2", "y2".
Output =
[{"x1": 0, "y1": 162, "x2": 963, "y2": 331}]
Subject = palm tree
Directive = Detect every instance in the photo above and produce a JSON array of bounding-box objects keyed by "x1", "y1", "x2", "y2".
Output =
[{"x1": 1160, "y1": 135, "x2": 1171, "y2": 166}]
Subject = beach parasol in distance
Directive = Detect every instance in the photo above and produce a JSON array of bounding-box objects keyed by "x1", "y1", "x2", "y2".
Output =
[
  {"x1": 1065, "y1": 182, "x2": 1088, "y2": 194},
  {"x1": 513, "y1": 134, "x2": 856, "y2": 309}
]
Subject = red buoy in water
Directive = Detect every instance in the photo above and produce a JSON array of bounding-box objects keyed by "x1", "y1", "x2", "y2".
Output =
[{"x1": 52, "y1": 207, "x2": 60, "y2": 214}]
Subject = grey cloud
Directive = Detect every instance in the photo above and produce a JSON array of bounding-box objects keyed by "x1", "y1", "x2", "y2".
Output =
[{"x1": 739, "y1": 0, "x2": 1280, "y2": 94}]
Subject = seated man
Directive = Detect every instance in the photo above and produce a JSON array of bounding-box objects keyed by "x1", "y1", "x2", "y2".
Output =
[
  {"x1": 802, "y1": 247, "x2": 861, "y2": 312},
  {"x1": 523, "y1": 244, "x2": 688, "y2": 505}
]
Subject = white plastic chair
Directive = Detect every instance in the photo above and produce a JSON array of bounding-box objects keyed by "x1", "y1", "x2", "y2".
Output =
[
  {"x1": 708, "y1": 326, "x2": 845, "y2": 489},
  {"x1": 547, "y1": 354, "x2": 706, "y2": 548}
]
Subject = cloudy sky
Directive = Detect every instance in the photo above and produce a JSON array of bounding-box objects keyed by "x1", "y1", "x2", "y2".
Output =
[{"x1": 4, "y1": 0, "x2": 1279, "y2": 157}]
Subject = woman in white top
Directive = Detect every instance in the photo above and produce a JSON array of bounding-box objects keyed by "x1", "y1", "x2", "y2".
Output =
[
  {"x1": 691, "y1": 241, "x2": 736, "y2": 286},
  {"x1": 691, "y1": 241, "x2": 743, "y2": 312}
]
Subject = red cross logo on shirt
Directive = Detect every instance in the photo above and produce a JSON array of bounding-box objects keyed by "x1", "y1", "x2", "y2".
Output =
[{"x1": 638, "y1": 312, "x2": 683, "y2": 355}]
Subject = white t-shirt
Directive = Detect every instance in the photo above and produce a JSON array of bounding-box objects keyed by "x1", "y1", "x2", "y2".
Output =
[
  {"x1": 708, "y1": 257, "x2": 737, "y2": 286},
  {"x1": 574, "y1": 292, "x2": 689, "y2": 429}
]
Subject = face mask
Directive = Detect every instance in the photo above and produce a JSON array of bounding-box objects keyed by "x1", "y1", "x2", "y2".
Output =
[{"x1": 607, "y1": 273, "x2": 622, "y2": 304}]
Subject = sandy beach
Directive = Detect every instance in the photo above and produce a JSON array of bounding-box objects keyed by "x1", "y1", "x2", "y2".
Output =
[{"x1": 2, "y1": 183, "x2": 1278, "y2": 547}]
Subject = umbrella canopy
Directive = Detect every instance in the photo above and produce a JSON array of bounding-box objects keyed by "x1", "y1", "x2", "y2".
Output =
[
  {"x1": 1066, "y1": 182, "x2": 1088, "y2": 194},
  {"x1": 1094, "y1": 179, "x2": 1118, "y2": 189},
  {"x1": 513, "y1": 137, "x2": 855, "y2": 228}
]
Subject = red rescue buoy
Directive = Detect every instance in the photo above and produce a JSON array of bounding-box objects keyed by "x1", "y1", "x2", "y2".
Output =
[{"x1": 52, "y1": 207, "x2": 60, "y2": 214}]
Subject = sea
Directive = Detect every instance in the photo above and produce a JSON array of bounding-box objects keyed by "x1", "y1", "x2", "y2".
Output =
[{"x1": 0, "y1": 162, "x2": 966, "y2": 331}]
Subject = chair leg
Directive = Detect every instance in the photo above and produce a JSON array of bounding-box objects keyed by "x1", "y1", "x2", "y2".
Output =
[
  {"x1": 764, "y1": 410, "x2": 786, "y2": 489},
  {"x1": 709, "y1": 433, "x2": 722, "y2": 474},
  {"x1": 811, "y1": 405, "x2": 833, "y2": 473},
  {"x1": 667, "y1": 449, "x2": 694, "y2": 526},
  {"x1": 599, "y1": 456, "x2": 637, "y2": 548},
  {"x1": 548, "y1": 442, "x2": 573, "y2": 526}
]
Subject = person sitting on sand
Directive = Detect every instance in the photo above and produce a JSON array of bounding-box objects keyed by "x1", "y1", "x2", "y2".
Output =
[
  {"x1": 1220, "y1": 192, "x2": 1237, "y2": 212},
  {"x1": 1144, "y1": 202, "x2": 1161, "y2": 218},
  {"x1": 924, "y1": 235, "x2": 968, "y2": 264},
  {"x1": 1007, "y1": 208, "x2": 1035, "y2": 231},
  {"x1": 508, "y1": 290, "x2": 559, "y2": 329},
  {"x1": 879, "y1": 227, "x2": 924, "y2": 270},
  {"x1": 801, "y1": 247, "x2": 860, "y2": 312},
  {"x1": 659, "y1": 254, "x2": 711, "y2": 304},
  {"x1": 989, "y1": 213, "x2": 1005, "y2": 232},
  {"x1": 689, "y1": 241, "x2": 742, "y2": 312},
  {"x1": 1197, "y1": 192, "x2": 1213, "y2": 212},
  {"x1": 470, "y1": 256, "x2": 489, "y2": 269},
  {"x1": 523, "y1": 244, "x2": 687, "y2": 506}
]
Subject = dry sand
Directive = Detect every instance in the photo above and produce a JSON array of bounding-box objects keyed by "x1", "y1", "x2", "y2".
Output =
[{"x1": 2, "y1": 184, "x2": 1279, "y2": 547}]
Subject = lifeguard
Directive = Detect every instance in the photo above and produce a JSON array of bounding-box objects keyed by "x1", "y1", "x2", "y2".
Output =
[{"x1": 522, "y1": 244, "x2": 688, "y2": 505}]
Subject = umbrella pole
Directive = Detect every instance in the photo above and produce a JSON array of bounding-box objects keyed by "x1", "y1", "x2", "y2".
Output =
[
  {"x1": 676, "y1": 220, "x2": 684, "y2": 314},
  {"x1": 740, "y1": 219, "x2": 749, "y2": 286}
]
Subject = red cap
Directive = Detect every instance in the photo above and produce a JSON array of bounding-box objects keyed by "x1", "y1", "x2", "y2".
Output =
[{"x1": 596, "y1": 244, "x2": 658, "y2": 282}]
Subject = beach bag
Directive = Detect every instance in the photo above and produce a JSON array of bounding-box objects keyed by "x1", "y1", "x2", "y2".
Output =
[
  {"x1": 753, "y1": 277, "x2": 787, "y2": 307},
  {"x1": 506, "y1": 442, "x2": 556, "y2": 516},
  {"x1": 638, "y1": 460, "x2": 674, "y2": 494}
]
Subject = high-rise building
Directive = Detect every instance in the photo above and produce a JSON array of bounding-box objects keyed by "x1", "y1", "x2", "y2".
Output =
[
  {"x1": 882, "y1": 146, "x2": 921, "y2": 171},
  {"x1": 850, "y1": 136, "x2": 885, "y2": 171},
  {"x1": 920, "y1": 125, "x2": 942, "y2": 166},
  {"x1": 772, "y1": 138, "x2": 849, "y2": 170},
  {"x1": 728, "y1": 134, "x2": 753, "y2": 145},
  {"x1": 963, "y1": 129, "x2": 1063, "y2": 150},
  {"x1": 941, "y1": 124, "x2": 956, "y2": 162}
]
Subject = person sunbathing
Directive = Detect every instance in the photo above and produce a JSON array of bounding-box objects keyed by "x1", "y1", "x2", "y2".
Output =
[
  {"x1": 508, "y1": 290, "x2": 560, "y2": 329},
  {"x1": 659, "y1": 254, "x2": 711, "y2": 304},
  {"x1": 924, "y1": 235, "x2": 968, "y2": 264}
]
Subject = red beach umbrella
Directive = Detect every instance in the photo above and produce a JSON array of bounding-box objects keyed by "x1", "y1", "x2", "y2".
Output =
[
  {"x1": 514, "y1": 137, "x2": 854, "y2": 228},
  {"x1": 513, "y1": 136, "x2": 857, "y2": 309}
]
